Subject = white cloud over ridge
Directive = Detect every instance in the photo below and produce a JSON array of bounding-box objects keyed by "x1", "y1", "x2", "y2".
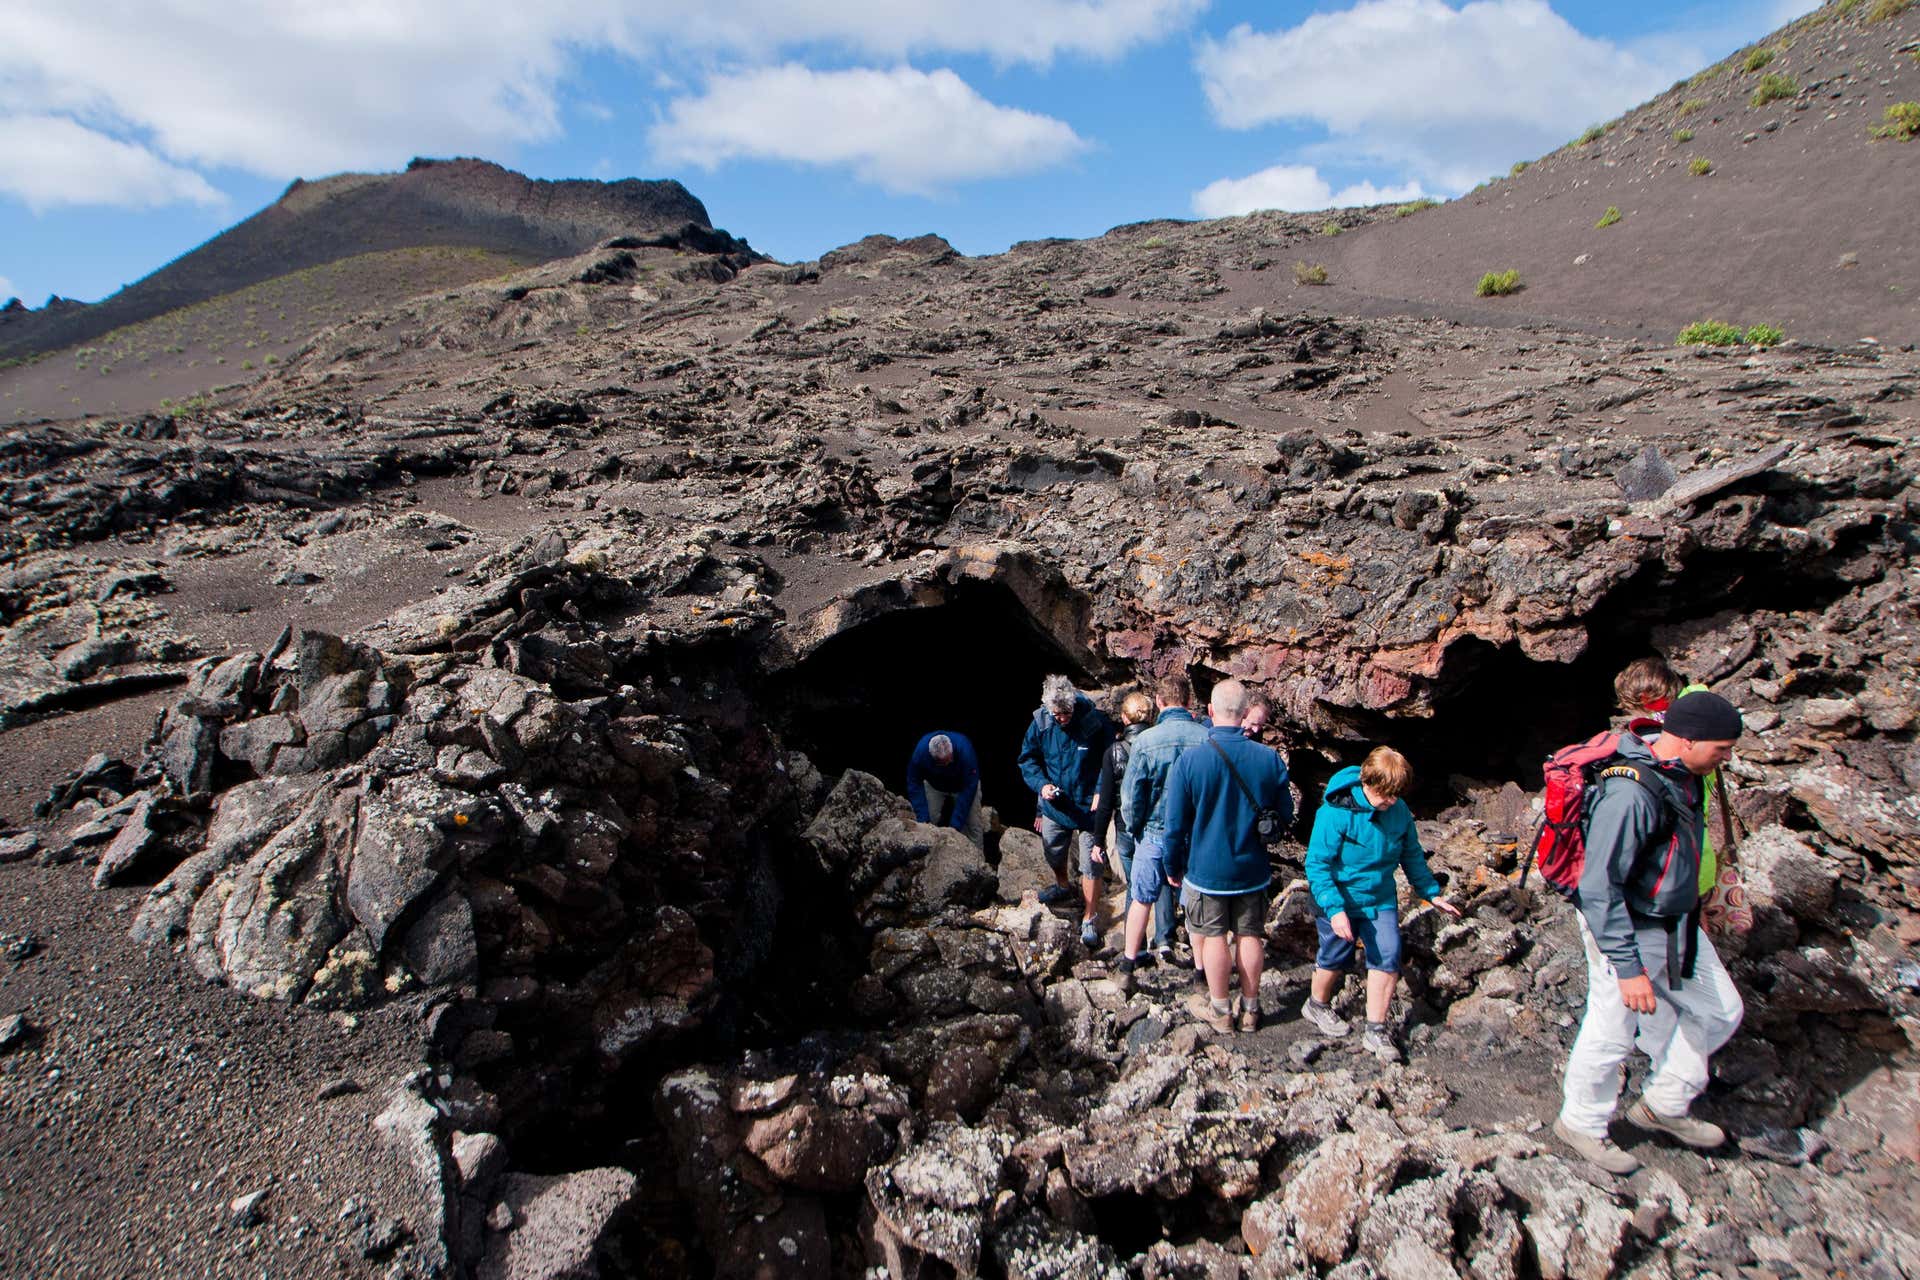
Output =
[
  {"x1": 0, "y1": 0, "x2": 1198, "y2": 210},
  {"x1": 1192, "y1": 164, "x2": 1423, "y2": 218},
  {"x1": 0, "y1": 115, "x2": 222, "y2": 212},
  {"x1": 0, "y1": 275, "x2": 15, "y2": 302},
  {"x1": 651, "y1": 66, "x2": 1087, "y2": 194},
  {"x1": 1196, "y1": 0, "x2": 1691, "y2": 192}
]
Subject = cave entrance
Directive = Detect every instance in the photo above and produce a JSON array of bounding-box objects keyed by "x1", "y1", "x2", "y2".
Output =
[{"x1": 768, "y1": 582, "x2": 1095, "y2": 832}]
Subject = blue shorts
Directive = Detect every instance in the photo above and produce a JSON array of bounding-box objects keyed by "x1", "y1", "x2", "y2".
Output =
[
  {"x1": 1314, "y1": 907, "x2": 1402, "y2": 974},
  {"x1": 1128, "y1": 837, "x2": 1169, "y2": 906}
]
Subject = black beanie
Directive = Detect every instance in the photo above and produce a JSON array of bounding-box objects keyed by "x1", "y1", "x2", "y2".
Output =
[{"x1": 1662, "y1": 690, "x2": 1744, "y2": 742}]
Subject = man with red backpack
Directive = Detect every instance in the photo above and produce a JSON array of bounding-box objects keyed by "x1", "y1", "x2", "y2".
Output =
[{"x1": 1552, "y1": 690, "x2": 1747, "y2": 1175}]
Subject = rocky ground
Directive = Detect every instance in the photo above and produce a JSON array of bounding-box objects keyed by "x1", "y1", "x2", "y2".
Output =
[{"x1": 2, "y1": 151, "x2": 1919, "y2": 1279}]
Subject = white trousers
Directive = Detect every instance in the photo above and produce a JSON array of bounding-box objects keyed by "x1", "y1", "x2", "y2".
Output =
[{"x1": 1559, "y1": 913, "x2": 1744, "y2": 1138}]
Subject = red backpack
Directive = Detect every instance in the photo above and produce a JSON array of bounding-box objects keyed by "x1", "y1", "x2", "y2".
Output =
[{"x1": 1521, "y1": 731, "x2": 1661, "y2": 897}]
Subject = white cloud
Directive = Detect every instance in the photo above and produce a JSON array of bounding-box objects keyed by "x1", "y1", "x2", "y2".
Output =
[
  {"x1": 650, "y1": 65, "x2": 1087, "y2": 194},
  {"x1": 1192, "y1": 164, "x2": 1423, "y2": 217},
  {"x1": 1195, "y1": 0, "x2": 1693, "y2": 192},
  {"x1": 0, "y1": 275, "x2": 15, "y2": 301},
  {"x1": 0, "y1": 115, "x2": 222, "y2": 212}
]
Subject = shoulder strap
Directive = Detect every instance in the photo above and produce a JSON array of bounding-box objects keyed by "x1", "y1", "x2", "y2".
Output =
[
  {"x1": 1597, "y1": 759, "x2": 1681, "y2": 839},
  {"x1": 1207, "y1": 737, "x2": 1264, "y2": 809}
]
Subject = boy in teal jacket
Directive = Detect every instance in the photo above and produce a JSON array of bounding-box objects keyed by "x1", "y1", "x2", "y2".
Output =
[{"x1": 1301, "y1": 747, "x2": 1459, "y2": 1061}]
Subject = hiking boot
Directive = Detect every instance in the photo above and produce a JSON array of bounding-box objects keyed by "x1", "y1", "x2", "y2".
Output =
[
  {"x1": 1038, "y1": 884, "x2": 1072, "y2": 906},
  {"x1": 1113, "y1": 956, "x2": 1137, "y2": 996},
  {"x1": 1362, "y1": 1023, "x2": 1403, "y2": 1064},
  {"x1": 1080, "y1": 918, "x2": 1101, "y2": 948},
  {"x1": 1236, "y1": 1001, "x2": 1262, "y2": 1033},
  {"x1": 1627, "y1": 1100, "x2": 1726, "y2": 1150},
  {"x1": 1553, "y1": 1120, "x2": 1642, "y2": 1176},
  {"x1": 1187, "y1": 992, "x2": 1234, "y2": 1034},
  {"x1": 1152, "y1": 942, "x2": 1176, "y2": 964},
  {"x1": 1299, "y1": 998, "x2": 1351, "y2": 1039}
]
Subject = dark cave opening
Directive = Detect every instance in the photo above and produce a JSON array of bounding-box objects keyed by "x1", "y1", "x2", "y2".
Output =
[{"x1": 767, "y1": 583, "x2": 1097, "y2": 833}]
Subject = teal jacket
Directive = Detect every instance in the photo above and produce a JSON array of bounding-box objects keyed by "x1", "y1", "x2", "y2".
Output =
[{"x1": 1304, "y1": 766, "x2": 1442, "y2": 919}]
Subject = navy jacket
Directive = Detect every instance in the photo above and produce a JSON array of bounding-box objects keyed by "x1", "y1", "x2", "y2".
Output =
[
  {"x1": 1161, "y1": 727, "x2": 1293, "y2": 895},
  {"x1": 1018, "y1": 695, "x2": 1115, "y2": 830},
  {"x1": 906, "y1": 731, "x2": 980, "y2": 828}
]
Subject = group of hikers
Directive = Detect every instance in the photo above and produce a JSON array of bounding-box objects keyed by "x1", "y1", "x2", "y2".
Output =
[{"x1": 904, "y1": 656, "x2": 1748, "y2": 1176}]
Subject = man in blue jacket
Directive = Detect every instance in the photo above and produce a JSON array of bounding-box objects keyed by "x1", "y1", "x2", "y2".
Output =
[
  {"x1": 1019, "y1": 674, "x2": 1115, "y2": 945},
  {"x1": 1110, "y1": 672, "x2": 1210, "y2": 992},
  {"x1": 1161, "y1": 678, "x2": 1293, "y2": 1033},
  {"x1": 906, "y1": 731, "x2": 983, "y2": 847}
]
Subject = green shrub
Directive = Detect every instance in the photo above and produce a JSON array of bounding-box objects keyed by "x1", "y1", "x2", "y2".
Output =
[
  {"x1": 1577, "y1": 123, "x2": 1607, "y2": 145},
  {"x1": 1674, "y1": 127, "x2": 1696, "y2": 142},
  {"x1": 1743, "y1": 48, "x2": 1776, "y2": 71},
  {"x1": 1678, "y1": 98, "x2": 1709, "y2": 115},
  {"x1": 1318, "y1": 221, "x2": 1343, "y2": 237},
  {"x1": 1293, "y1": 261, "x2": 1329, "y2": 286},
  {"x1": 1689, "y1": 157, "x2": 1714, "y2": 176},
  {"x1": 1596, "y1": 206, "x2": 1622, "y2": 228},
  {"x1": 1836, "y1": 0, "x2": 1866, "y2": 13},
  {"x1": 1510, "y1": 160, "x2": 1531, "y2": 176},
  {"x1": 1751, "y1": 73, "x2": 1797, "y2": 106},
  {"x1": 1142, "y1": 235, "x2": 1166, "y2": 249},
  {"x1": 1476, "y1": 269, "x2": 1522, "y2": 297},
  {"x1": 1745, "y1": 323, "x2": 1785, "y2": 347},
  {"x1": 1872, "y1": 102, "x2": 1920, "y2": 140},
  {"x1": 1868, "y1": 0, "x2": 1910, "y2": 19},
  {"x1": 1393, "y1": 198, "x2": 1440, "y2": 217},
  {"x1": 1678, "y1": 320, "x2": 1746, "y2": 346}
]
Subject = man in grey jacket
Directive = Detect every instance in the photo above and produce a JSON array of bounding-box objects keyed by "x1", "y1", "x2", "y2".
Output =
[{"x1": 1555, "y1": 691, "x2": 1746, "y2": 1175}]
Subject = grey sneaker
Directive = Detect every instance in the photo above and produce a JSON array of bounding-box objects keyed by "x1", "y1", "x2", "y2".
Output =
[
  {"x1": 1362, "y1": 1024, "x2": 1403, "y2": 1064},
  {"x1": 1299, "y1": 998, "x2": 1351, "y2": 1039},
  {"x1": 1627, "y1": 1100, "x2": 1726, "y2": 1149},
  {"x1": 1188, "y1": 992, "x2": 1234, "y2": 1034},
  {"x1": 1554, "y1": 1119, "x2": 1642, "y2": 1175},
  {"x1": 1080, "y1": 918, "x2": 1101, "y2": 948}
]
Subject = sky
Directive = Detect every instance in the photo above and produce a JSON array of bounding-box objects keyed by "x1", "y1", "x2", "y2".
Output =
[{"x1": 0, "y1": 0, "x2": 1820, "y2": 307}]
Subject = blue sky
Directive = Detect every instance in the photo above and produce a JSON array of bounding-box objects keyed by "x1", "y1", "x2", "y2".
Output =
[{"x1": 0, "y1": 0, "x2": 1815, "y2": 306}]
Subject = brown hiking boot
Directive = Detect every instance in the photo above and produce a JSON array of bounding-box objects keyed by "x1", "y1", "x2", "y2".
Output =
[
  {"x1": 1627, "y1": 1100, "x2": 1726, "y2": 1149},
  {"x1": 1112, "y1": 958, "x2": 1137, "y2": 996},
  {"x1": 1553, "y1": 1120, "x2": 1642, "y2": 1176},
  {"x1": 1236, "y1": 1001, "x2": 1261, "y2": 1033},
  {"x1": 1187, "y1": 992, "x2": 1233, "y2": 1034}
]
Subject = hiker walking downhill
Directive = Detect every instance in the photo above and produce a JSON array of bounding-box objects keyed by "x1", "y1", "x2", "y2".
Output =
[
  {"x1": 1299, "y1": 747, "x2": 1460, "y2": 1063},
  {"x1": 1019, "y1": 675, "x2": 1116, "y2": 946},
  {"x1": 1109, "y1": 674, "x2": 1210, "y2": 992},
  {"x1": 906, "y1": 731, "x2": 984, "y2": 847},
  {"x1": 1554, "y1": 690, "x2": 1747, "y2": 1175},
  {"x1": 1160, "y1": 679, "x2": 1293, "y2": 1033}
]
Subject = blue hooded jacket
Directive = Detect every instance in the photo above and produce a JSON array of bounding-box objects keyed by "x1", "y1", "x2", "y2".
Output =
[
  {"x1": 1018, "y1": 695, "x2": 1114, "y2": 830},
  {"x1": 1118, "y1": 707, "x2": 1210, "y2": 841},
  {"x1": 1160, "y1": 727, "x2": 1292, "y2": 895},
  {"x1": 906, "y1": 731, "x2": 979, "y2": 828},
  {"x1": 1304, "y1": 766, "x2": 1442, "y2": 919}
]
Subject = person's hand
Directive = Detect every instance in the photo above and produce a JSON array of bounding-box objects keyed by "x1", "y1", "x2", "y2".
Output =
[
  {"x1": 1089, "y1": 845, "x2": 1105, "y2": 866},
  {"x1": 1167, "y1": 876, "x2": 1181, "y2": 890},
  {"x1": 1331, "y1": 912, "x2": 1354, "y2": 941},
  {"x1": 1432, "y1": 896, "x2": 1463, "y2": 918},
  {"x1": 1041, "y1": 784, "x2": 1061, "y2": 801},
  {"x1": 1618, "y1": 974, "x2": 1659, "y2": 1015},
  {"x1": 1090, "y1": 792, "x2": 1102, "y2": 809}
]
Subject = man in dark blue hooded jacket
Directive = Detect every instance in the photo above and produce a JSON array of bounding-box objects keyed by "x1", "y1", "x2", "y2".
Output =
[{"x1": 1019, "y1": 674, "x2": 1115, "y2": 945}]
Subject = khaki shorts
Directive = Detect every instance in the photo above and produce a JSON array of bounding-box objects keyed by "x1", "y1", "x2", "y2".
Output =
[{"x1": 1187, "y1": 889, "x2": 1268, "y2": 939}]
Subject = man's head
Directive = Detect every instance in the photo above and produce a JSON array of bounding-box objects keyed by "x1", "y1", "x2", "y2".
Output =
[
  {"x1": 1121, "y1": 691, "x2": 1154, "y2": 726},
  {"x1": 1153, "y1": 672, "x2": 1192, "y2": 711},
  {"x1": 1359, "y1": 746, "x2": 1414, "y2": 809},
  {"x1": 928, "y1": 734, "x2": 954, "y2": 765},
  {"x1": 1243, "y1": 693, "x2": 1272, "y2": 739},
  {"x1": 1042, "y1": 675, "x2": 1079, "y2": 725},
  {"x1": 1615, "y1": 655, "x2": 1683, "y2": 716},
  {"x1": 1208, "y1": 678, "x2": 1251, "y2": 727},
  {"x1": 1653, "y1": 690, "x2": 1743, "y2": 775}
]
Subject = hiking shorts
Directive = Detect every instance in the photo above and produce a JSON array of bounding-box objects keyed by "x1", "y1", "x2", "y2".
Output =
[
  {"x1": 1314, "y1": 907, "x2": 1402, "y2": 974},
  {"x1": 1039, "y1": 816, "x2": 1098, "y2": 879},
  {"x1": 1187, "y1": 889, "x2": 1267, "y2": 939},
  {"x1": 1128, "y1": 837, "x2": 1171, "y2": 906}
]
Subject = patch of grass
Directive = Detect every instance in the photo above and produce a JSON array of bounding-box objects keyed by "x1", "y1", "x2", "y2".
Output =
[
  {"x1": 1141, "y1": 235, "x2": 1167, "y2": 249},
  {"x1": 1689, "y1": 157, "x2": 1714, "y2": 176},
  {"x1": 1872, "y1": 102, "x2": 1920, "y2": 140},
  {"x1": 1510, "y1": 160, "x2": 1530, "y2": 176},
  {"x1": 1476, "y1": 268, "x2": 1522, "y2": 297},
  {"x1": 1674, "y1": 127, "x2": 1696, "y2": 143},
  {"x1": 1751, "y1": 73, "x2": 1798, "y2": 107},
  {"x1": 1318, "y1": 221, "x2": 1343, "y2": 237},
  {"x1": 1392, "y1": 198, "x2": 1440, "y2": 217},
  {"x1": 1577, "y1": 123, "x2": 1608, "y2": 145},
  {"x1": 1678, "y1": 320, "x2": 1745, "y2": 346},
  {"x1": 1745, "y1": 323, "x2": 1785, "y2": 347},
  {"x1": 1678, "y1": 98, "x2": 1709, "y2": 116},
  {"x1": 1293, "y1": 261, "x2": 1329, "y2": 286},
  {"x1": 1743, "y1": 48, "x2": 1777, "y2": 72},
  {"x1": 1835, "y1": 0, "x2": 1866, "y2": 13},
  {"x1": 1868, "y1": 0, "x2": 1910, "y2": 19},
  {"x1": 1596, "y1": 206, "x2": 1622, "y2": 228}
]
